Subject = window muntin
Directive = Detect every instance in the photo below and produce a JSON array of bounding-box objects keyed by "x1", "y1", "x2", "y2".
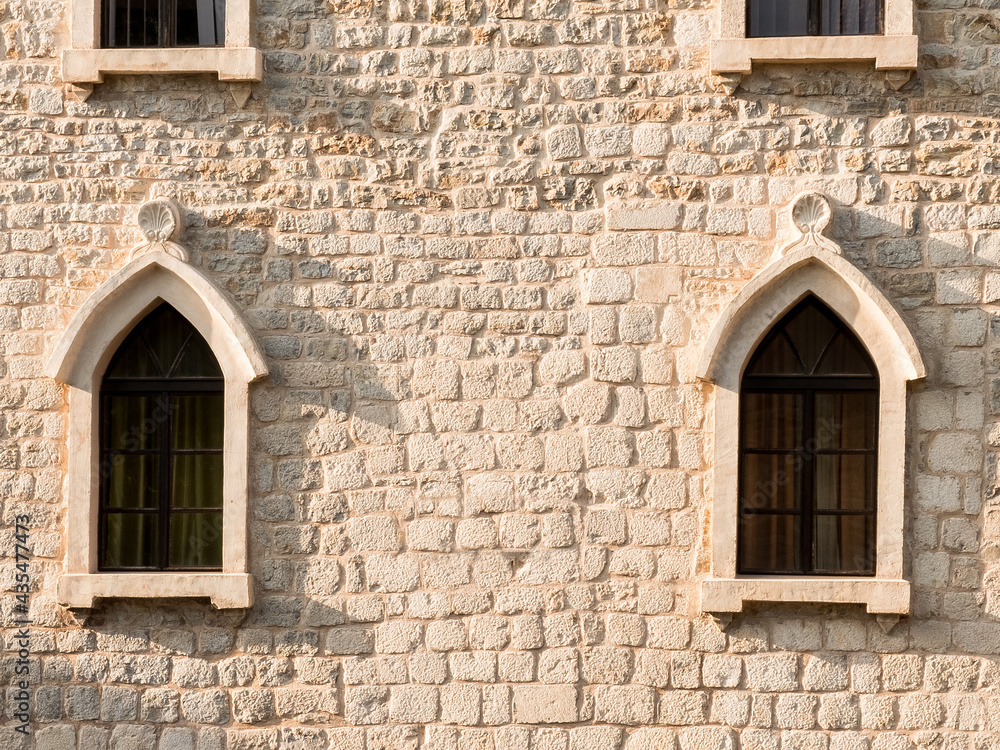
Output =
[
  {"x1": 747, "y1": 0, "x2": 882, "y2": 37},
  {"x1": 738, "y1": 297, "x2": 878, "y2": 576},
  {"x1": 101, "y1": 0, "x2": 225, "y2": 48},
  {"x1": 100, "y1": 304, "x2": 224, "y2": 571}
]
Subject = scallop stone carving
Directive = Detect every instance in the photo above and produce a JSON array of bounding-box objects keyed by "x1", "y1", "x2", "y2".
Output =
[
  {"x1": 130, "y1": 198, "x2": 189, "y2": 261},
  {"x1": 776, "y1": 191, "x2": 841, "y2": 258}
]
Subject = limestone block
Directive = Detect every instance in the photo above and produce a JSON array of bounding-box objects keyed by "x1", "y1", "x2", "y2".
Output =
[
  {"x1": 635, "y1": 268, "x2": 682, "y2": 304},
  {"x1": 344, "y1": 687, "x2": 389, "y2": 725},
  {"x1": 232, "y1": 689, "x2": 275, "y2": 724},
  {"x1": 802, "y1": 654, "x2": 849, "y2": 692},
  {"x1": 817, "y1": 694, "x2": 860, "y2": 730},
  {"x1": 594, "y1": 686, "x2": 655, "y2": 725},
  {"x1": 619, "y1": 306, "x2": 656, "y2": 343},
  {"x1": 540, "y1": 349, "x2": 587, "y2": 384},
  {"x1": 659, "y1": 691, "x2": 709, "y2": 725},
  {"x1": 587, "y1": 426, "x2": 635, "y2": 467},
  {"x1": 707, "y1": 694, "x2": 749, "y2": 731},
  {"x1": 367, "y1": 553, "x2": 421, "y2": 592},
  {"x1": 325, "y1": 627, "x2": 375, "y2": 655},
  {"x1": 440, "y1": 684, "x2": 481, "y2": 725},
  {"x1": 512, "y1": 685, "x2": 578, "y2": 723},
  {"x1": 593, "y1": 347, "x2": 638, "y2": 383},
  {"x1": 347, "y1": 516, "x2": 401, "y2": 552},
  {"x1": 608, "y1": 548, "x2": 655, "y2": 578},
  {"x1": 470, "y1": 616, "x2": 510, "y2": 650},
  {"x1": 745, "y1": 654, "x2": 799, "y2": 692},
  {"x1": 546, "y1": 434, "x2": 586, "y2": 472},
  {"x1": 583, "y1": 647, "x2": 633, "y2": 684},
  {"x1": 586, "y1": 508, "x2": 627, "y2": 545},
  {"x1": 584, "y1": 269, "x2": 633, "y2": 304},
  {"x1": 389, "y1": 686, "x2": 439, "y2": 723},
  {"x1": 376, "y1": 622, "x2": 423, "y2": 654},
  {"x1": 585, "y1": 126, "x2": 632, "y2": 157},
  {"x1": 407, "y1": 519, "x2": 454, "y2": 552},
  {"x1": 538, "y1": 647, "x2": 580, "y2": 683},
  {"x1": 634, "y1": 650, "x2": 671, "y2": 689},
  {"x1": 565, "y1": 382, "x2": 613, "y2": 424},
  {"x1": 594, "y1": 234, "x2": 656, "y2": 266},
  {"x1": 679, "y1": 727, "x2": 736, "y2": 750},
  {"x1": 456, "y1": 518, "x2": 499, "y2": 549},
  {"x1": 468, "y1": 475, "x2": 517, "y2": 514},
  {"x1": 775, "y1": 693, "x2": 817, "y2": 729},
  {"x1": 615, "y1": 386, "x2": 646, "y2": 428},
  {"x1": 548, "y1": 126, "x2": 583, "y2": 160},
  {"x1": 570, "y1": 726, "x2": 624, "y2": 750}
]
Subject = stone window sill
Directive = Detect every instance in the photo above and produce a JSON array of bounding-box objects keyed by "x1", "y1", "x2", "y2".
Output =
[
  {"x1": 62, "y1": 47, "x2": 262, "y2": 84},
  {"x1": 710, "y1": 35, "x2": 919, "y2": 75},
  {"x1": 59, "y1": 573, "x2": 254, "y2": 610},
  {"x1": 700, "y1": 577, "x2": 910, "y2": 616}
]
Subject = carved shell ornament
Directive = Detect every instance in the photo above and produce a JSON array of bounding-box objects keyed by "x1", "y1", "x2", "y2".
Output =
[
  {"x1": 129, "y1": 199, "x2": 189, "y2": 261},
  {"x1": 776, "y1": 191, "x2": 841, "y2": 259}
]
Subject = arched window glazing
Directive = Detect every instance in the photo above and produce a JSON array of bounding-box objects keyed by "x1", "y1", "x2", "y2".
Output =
[
  {"x1": 739, "y1": 296, "x2": 878, "y2": 576},
  {"x1": 100, "y1": 304, "x2": 225, "y2": 571}
]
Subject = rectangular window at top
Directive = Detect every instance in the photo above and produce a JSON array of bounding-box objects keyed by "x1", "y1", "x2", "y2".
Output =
[
  {"x1": 748, "y1": 0, "x2": 882, "y2": 37},
  {"x1": 101, "y1": 0, "x2": 226, "y2": 48}
]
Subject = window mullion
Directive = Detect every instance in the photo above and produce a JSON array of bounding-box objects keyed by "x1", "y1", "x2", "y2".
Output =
[
  {"x1": 161, "y1": 0, "x2": 172, "y2": 47},
  {"x1": 808, "y1": 0, "x2": 821, "y2": 34},
  {"x1": 801, "y1": 389, "x2": 816, "y2": 574},
  {"x1": 160, "y1": 391, "x2": 172, "y2": 569}
]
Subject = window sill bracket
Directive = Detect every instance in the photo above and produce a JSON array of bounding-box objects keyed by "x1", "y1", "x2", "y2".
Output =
[
  {"x1": 62, "y1": 46, "x2": 262, "y2": 85},
  {"x1": 700, "y1": 576, "x2": 911, "y2": 617},
  {"x1": 710, "y1": 34, "x2": 919, "y2": 76},
  {"x1": 59, "y1": 572, "x2": 254, "y2": 610}
]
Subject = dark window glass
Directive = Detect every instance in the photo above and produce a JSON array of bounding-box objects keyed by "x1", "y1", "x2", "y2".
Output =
[
  {"x1": 101, "y1": 0, "x2": 225, "y2": 48},
  {"x1": 748, "y1": 0, "x2": 882, "y2": 37},
  {"x1": 99, "y1": 304, "x2": 224, "y2": 571},
  {"x1": 738, "y1": 296, "x2": 878, "y2": 576}
]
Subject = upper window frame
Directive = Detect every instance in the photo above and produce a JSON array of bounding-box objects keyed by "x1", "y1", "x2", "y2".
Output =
[
  {"x1": 62, "y1": 0, "x2": 260, "y2": 89},
  {"x1": 47, "y1": 200, "x2": 269, "y2": 610},
  {"x1": 697, "y1": 192, "x2": 925, "y2": 628},
  {"x1": 710, "y1": 0, "x2": 917, "y2": 82}
]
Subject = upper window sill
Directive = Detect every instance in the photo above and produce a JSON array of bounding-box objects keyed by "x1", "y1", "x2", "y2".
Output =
[
  {"x1": 59, "y1": 572, "x2": 254, "y2": 609},
  {"x1": 700, "y1": 576, "x2": 910, "y2": 616},
  {"x1": 62, "y1": 47, "x2": 262, "y2": 84},
  {"x1": 710, "y1": 34, "x2": 918, "y2": 75}
]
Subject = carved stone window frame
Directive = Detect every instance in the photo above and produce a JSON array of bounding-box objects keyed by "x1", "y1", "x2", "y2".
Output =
[
  {"x1": 62, "y1": 0, "x2": 261, "y2": 102},
  {"x1": 48, "y1": 199, "x2": 269, "y2": 610},
  {"x1": 710, "y1": 0, "x2": 919, "y2": 91},
  {"x1": 697, "y1": 193, "x2": 925, "y2": 630}
]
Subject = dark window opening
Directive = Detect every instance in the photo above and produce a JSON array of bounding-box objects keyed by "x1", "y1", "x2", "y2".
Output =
[
  {"x1": 738, "y1": 296, "x2": 878, "y2": 576},
  {"x1": 101, "y1": 0, "x2": 225, "y2": 48},
  {"x1": 99, "y1": 304, "x2": 224, "y2": 572},
  {"x1": 747, "y1": 0, "x2": 882, "y2": 37}
]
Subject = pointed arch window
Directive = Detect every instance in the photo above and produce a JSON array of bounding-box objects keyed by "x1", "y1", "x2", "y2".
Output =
[
  {"x1": 739, "y1": 297, "x2": 879, "y2": 576},
  {"x1": 100, "y1": 304, "x2": 225, "y2": 571},
  {"x1": 48, "y1": 212, "x2": 270, "y2": 609},
  {"x1": 698, "y1": 191, "x2": 925, "y2": 623}
]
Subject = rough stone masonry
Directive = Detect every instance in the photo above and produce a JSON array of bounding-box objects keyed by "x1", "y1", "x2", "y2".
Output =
[{"x1": 2, "y1": 0, "x2": 1000, "y2": 748}]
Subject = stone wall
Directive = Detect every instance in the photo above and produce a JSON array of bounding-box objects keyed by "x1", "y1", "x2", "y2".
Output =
[{"x1": 2, "y1": 0, "x2": 1000, "y2": 748}]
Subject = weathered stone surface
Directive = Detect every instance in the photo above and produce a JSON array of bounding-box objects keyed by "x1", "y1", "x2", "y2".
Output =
[{"x1": 10, "y1": 0, "x2": 1000, "y2": 746}]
